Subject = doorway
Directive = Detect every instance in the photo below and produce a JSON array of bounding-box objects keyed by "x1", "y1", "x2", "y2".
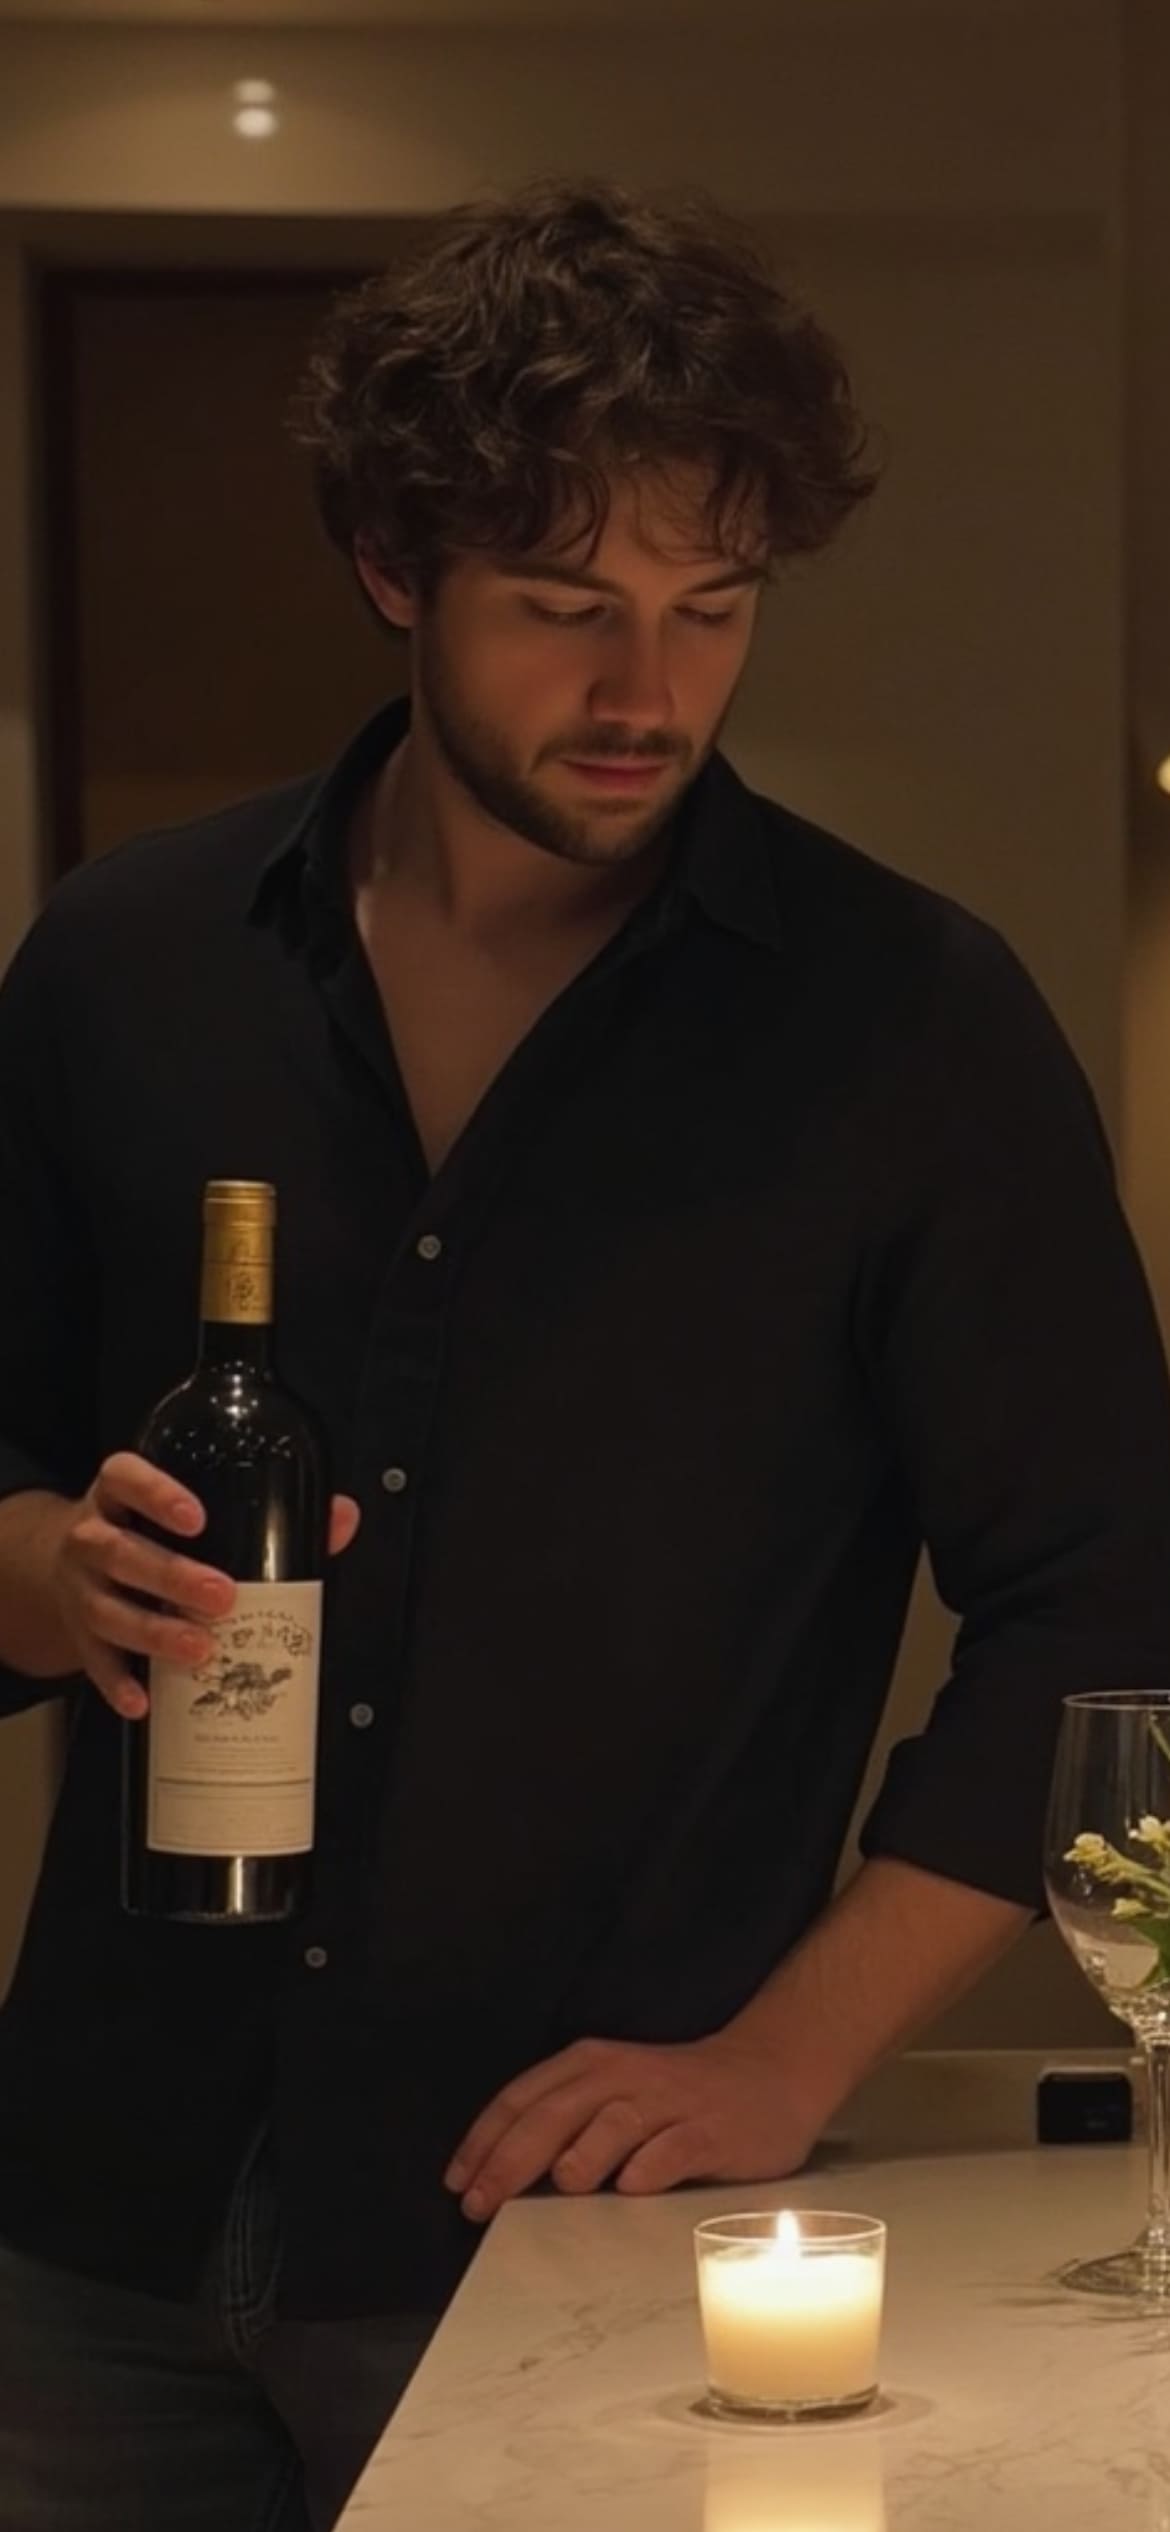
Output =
[{"x1": 35, "y1": 262, "x2": 404, "y2": 875}]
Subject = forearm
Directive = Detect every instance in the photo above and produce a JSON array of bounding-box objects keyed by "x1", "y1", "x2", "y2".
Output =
[
  {"x1": 0, "y1": 1488, "x2": 79, "y2": 1676},
  {"x1": 721, "y1": 1856, "x2": 1033, "y2": 2133}
]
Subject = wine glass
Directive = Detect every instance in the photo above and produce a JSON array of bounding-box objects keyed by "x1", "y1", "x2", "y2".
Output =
[{"x1": 1044, "y1": 1689, "x2": 1170, "y2": 2299}]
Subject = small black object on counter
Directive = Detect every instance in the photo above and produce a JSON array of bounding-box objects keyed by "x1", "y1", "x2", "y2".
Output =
[{"x1": 1036, "y1": 2066, "x2": 1132, "y2": 2144}]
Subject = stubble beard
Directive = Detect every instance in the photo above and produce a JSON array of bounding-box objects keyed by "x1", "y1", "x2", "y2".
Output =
[{"x1": 416, "y1": 639, "x2": 727, "y2": 871}]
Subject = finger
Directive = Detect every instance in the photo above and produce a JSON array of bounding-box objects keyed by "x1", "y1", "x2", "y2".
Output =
[
  {"x1": 79, "y1": 1629, "x2": 150, "y2": 1721},
  {"x1": 79, "y1": 1519, "x2": 235, "y2": 1623},
  {"x1": 328, "y1": 1495, "x2": 361, "y2": 1558},
  {"x1": 551, "y1": 2097, "x2": 657, "y2": 2194},
  {"x1": 445, "y1": 2043, "x2": 602, "y2": 2188},
  {"x1": 82, "y1": 1586, "x2": 216, "y2": 1672},
  {"x1": 615, "y1": 2122, "x2": 715, "y2": 2195},
  {"x1": 93, "y1": 1452, "x2": 206, "y2": 1537},
  {"x1": 456, "y1": 2076, "x2": 609, "y2": 2219}
]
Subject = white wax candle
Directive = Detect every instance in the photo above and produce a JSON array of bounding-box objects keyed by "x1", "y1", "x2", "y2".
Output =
[{"x1": 698, "y1": 2217, "x2": 883, "y2": 2407}]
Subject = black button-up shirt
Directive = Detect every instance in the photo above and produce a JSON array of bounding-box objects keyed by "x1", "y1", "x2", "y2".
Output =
[{"x1": 1, "y1": 697, "x2": 1169, "y2": 2319}]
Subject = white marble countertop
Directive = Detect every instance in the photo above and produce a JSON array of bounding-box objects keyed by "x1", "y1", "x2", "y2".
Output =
[{"x1": 340, "y1": 2048, "x2": 1170, "y2": 2531}]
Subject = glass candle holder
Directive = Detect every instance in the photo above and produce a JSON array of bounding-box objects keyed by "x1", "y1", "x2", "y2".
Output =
[{"x1": 694, "y1": 2210, "x2": 886, "y2": 2421}]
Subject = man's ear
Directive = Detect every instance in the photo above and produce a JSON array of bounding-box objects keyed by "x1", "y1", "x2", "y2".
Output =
[{"x1": 354, "y1": 539, "x2": 417, "y2": 633}]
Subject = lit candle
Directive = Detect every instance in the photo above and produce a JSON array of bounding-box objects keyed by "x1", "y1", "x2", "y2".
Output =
[{"x1": 694, "y1": 2210, "x2": 886, "y2": 2418}]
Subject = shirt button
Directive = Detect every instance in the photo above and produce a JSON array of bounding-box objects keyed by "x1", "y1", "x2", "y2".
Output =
[
  {"x1": 304, "y1": 1945, "x2": 329, "y2": 1970},
  {"x1": 349, "y1": 1702, "x2": 375, "y2": 1729},
  {"x1": 380, "y1": 1466, "x2": 408, "y2": 1494},
  {"x1": 417, "y1": 1233, "x2": 443, "y2": 1261}
]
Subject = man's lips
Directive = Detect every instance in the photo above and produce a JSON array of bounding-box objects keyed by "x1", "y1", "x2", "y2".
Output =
[{"x1": 560, "y1": 759, "x2": 671, "y2": 788}]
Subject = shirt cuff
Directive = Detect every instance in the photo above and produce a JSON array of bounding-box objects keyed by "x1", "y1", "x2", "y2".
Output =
[{"x1": 857, "y1": 1640, "x2": 1170, "y2": 1911}]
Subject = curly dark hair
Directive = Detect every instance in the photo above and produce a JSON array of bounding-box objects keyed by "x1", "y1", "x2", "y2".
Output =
[{"x1": 287, "y1": 174, "x2": 880, "y2": 601}]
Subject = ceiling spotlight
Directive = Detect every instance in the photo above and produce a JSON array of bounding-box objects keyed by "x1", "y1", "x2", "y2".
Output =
[
  {"x1": 1156, "y1": 756, "x2": 1170, "y2": 798},
  {"x1": 231, "y1": 78, "x2": 279, "y2": 140}
]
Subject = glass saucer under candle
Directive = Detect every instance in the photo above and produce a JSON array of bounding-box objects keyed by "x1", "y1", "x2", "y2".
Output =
[{"x1": 694, "y1": 2210, "x2": 886, "y2": 2421}]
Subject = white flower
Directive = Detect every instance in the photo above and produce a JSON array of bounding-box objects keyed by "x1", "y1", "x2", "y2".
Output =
[
  {"x1": 1130, "y1": 1816, "x2": 1170, "y2": 1856},
  {"x1": 1065, "y1": 1831, "x2": 1165, "y2": 1890},
  {"x1": 1066, "y1": 1834, "x2": 1111, "y2": 1867}
]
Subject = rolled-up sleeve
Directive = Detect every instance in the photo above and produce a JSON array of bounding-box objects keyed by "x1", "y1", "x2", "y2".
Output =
[
  {"x1": 856, "y1": 921, "x2": 1170, "y2": 1908},
  {"x1": 0, "y1": 910, "x2": 97, "y2": 1714}
]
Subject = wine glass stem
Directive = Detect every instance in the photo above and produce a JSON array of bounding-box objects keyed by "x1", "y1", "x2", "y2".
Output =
[{"x1": 1144, "y1": 2040, "x2": 1170, "y2": 2265}]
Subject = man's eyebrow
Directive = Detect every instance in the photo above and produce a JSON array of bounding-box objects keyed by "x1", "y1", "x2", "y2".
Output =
[{"x1": 491, "y1": 560, "x2": 769, "y2": 597}]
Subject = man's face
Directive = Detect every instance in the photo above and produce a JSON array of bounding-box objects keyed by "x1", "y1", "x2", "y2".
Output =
[{"x1": 362, "y1": 467, "x2": 768, "y2": 870}]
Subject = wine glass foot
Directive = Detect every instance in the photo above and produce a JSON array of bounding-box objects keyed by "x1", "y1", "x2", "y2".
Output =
[{"x1": 1058, "y1": 2245, "x2": 1170, "y2": 2302}]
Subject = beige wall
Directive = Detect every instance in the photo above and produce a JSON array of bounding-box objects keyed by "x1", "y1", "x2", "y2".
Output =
[
  {"x1": 0, "y1": 3, "x2": 1152, "y2": 2044},
  {"x1": 0, "y1": 10, "x2": 1114, "y2": 220}
]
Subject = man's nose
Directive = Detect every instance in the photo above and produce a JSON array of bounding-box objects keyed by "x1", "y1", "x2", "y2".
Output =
[{"x1": 587, "y1": 631, "x2": 675, "y2": 729}]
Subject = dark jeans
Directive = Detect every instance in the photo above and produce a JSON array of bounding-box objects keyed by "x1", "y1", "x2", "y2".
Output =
[{"x1": 0, "y1": 2128, "x2": 436, "y2": 2532}]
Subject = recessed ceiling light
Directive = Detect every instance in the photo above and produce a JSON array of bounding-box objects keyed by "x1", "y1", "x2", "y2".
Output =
[
  {"x1": 231, "y1": 79, "x2": 279, "y2": 140},
  {"x1": 1156, "y1": 756, "x2": 1170, "y2": 798}
]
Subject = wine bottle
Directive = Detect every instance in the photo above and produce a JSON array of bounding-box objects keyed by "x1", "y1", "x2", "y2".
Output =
[{"x1": 120, "y1": 1180, "x2": 329, "y2": 1923}]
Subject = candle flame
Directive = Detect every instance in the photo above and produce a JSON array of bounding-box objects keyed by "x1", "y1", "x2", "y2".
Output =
[{"x1": 774, "y1": 2210, "x2": 801, "y2": 2251}]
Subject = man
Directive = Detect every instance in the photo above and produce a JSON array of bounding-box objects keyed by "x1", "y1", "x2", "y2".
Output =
[{"x1": 1, "y1": 173, "x2": 1168, "y2": 2530}]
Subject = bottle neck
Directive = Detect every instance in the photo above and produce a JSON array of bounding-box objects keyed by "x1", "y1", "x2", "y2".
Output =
[
  {"x1": 196, "y1": 1318, "x2": 274, "y2": 1373},
  {"x1": 198, "y1": 1197, "x2": 275, "y2": 1366}
]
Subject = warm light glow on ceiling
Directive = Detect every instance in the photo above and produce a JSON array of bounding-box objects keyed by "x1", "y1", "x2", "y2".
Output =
[{"x1": 1156, "y1": 756, "x2": 1170, "y2": 798}]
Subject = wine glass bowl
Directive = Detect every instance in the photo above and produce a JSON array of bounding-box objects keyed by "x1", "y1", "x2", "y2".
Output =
[
  {"x1": 1044, "y1": 1690, "x2": 1170, "y2": 2298},
  {"x1": 1046, "y1": 1879, "x2": 1170, "y2": 2042}
]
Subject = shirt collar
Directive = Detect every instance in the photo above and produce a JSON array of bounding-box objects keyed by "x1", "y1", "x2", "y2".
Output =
[{"x1": 250, "y1": 694, "x2": 785, "y2": 956}]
